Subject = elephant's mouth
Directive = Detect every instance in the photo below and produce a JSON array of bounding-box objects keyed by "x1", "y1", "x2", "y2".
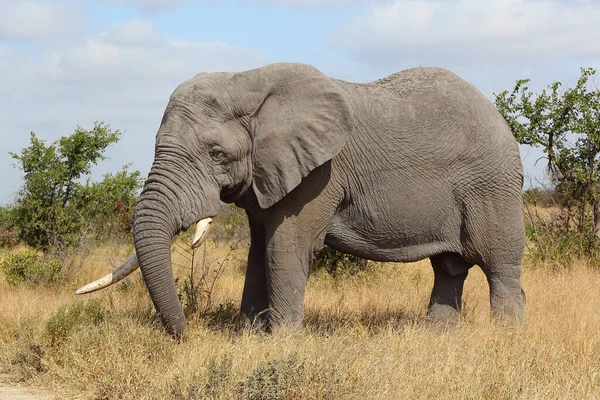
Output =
[{"x1": 75, "y1": 217, "x2": 214, "y2": 294}]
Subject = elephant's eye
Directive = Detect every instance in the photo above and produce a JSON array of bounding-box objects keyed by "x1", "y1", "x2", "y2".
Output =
[{"x1": 209, "y1": 146, "x2": 229, "y2": 163}]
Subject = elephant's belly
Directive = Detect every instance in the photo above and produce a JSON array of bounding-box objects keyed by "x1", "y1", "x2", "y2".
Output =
[{"x1": 325, "y1": 195, "x2": 461, "y2": 263}]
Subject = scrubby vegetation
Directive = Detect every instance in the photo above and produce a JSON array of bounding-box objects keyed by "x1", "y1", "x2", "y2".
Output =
[
  {"x1": 1, "y1": 248, "x2": 63, "y2": 286},
  {"x1": 2, "y1": 71, "x2": 600, "y2": 398},
  {"x1": 496, "y1": 68, "x2": 600, "y2": 265},
  {"x1": 5, "y1": 122, "x2": 142, "y2": 250}
]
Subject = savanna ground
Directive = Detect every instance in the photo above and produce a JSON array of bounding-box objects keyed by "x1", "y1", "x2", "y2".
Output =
[{"x1": 1, "y1": 226, "x2": 600, "y2": 399}]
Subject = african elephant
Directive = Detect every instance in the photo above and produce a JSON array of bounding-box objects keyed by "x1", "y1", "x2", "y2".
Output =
[{"x1": 77, "y1": 63, "x2": 526, "y2": 337}]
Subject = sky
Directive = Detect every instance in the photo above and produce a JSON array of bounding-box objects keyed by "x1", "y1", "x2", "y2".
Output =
[{"x1": 1, "y1": 0, "x2": 600, "y2": 202}]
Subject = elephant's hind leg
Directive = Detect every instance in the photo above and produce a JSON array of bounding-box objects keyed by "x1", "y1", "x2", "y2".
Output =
[
  {"x1": 426, "y1": 253, "x2": 473, "y2": 325},
  {"x1": 464, "y1": 197, "x2": 526, "y2": 322},
  {"x1": 480, "y1": 259, "x2": 525, "y2": 321}
]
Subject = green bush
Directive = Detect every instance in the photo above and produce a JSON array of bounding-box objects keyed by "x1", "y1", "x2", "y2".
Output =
[
  {"x1": 0, "y1": 226, "x2": 18, "y2": 248},
  {"x1": 0, "y1": 205, "x2": 17, "y2": 247},
  {"x1": 1, "y1": 249, "x2": 63, "y2": 286},
  {"x1": 496, "y1": 69, "x2": 600, "y2": 255},
  {"x1": 45, "y1": 299, "x2": 104, "y2": 346},
  {"x1": 313, "y1": 245, "x2": 369, "y2": 277},
  {"x1": 238, "y1": 355, "x2": 305, "y2": 400},
  {"x1": 7, "y1": 122, "x2": 142, "y2": 250}
]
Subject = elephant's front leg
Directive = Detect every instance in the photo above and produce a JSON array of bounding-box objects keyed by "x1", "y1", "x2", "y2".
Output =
[
  {"x1": 240, "y1": 221, "x2": 269, "y2": 327},
  {"x1": 265, "y1": 213, "x2": 337, "y2": 330},
  {"x1": 264, "y1": 188, "x2": 340, "y2": 330},
  {"x1": 264, "y1": 231, "x2": 314, "y2": 330}
]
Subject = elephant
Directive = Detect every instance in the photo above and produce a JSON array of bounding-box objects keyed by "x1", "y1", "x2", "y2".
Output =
[{"x1": 77, "y1": 62, "x2": 526, "y2": 338}]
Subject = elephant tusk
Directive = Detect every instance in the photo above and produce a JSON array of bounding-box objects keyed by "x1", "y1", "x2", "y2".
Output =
[
  {"x1": 75, "y1": 254, "x2": 140, "y2": 295},
  {"x1": 192, "y1": 217, "x2": 213, "y2": 249},
  {"x1": 75, "y1": 218, "x2": 213, "y2": 294}
]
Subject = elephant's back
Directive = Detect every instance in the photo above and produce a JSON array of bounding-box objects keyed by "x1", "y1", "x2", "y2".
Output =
[
  {"x1": 342, "y1": 67, "x2": 520, "y2": 165},
  {"x1": 366, "y1": 67, "x2": 461, "y2": 95},
  {"x1": 336, "y1": 67, "x2": 523, "y2": 204},
  {"x1": 349, "y1": 67, "x2": 479, "y2": 101}
]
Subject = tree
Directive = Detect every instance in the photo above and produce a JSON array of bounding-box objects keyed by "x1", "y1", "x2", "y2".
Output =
[
  {"x1": 7, "y1": 122, "x2": 143, "y2": 249},
  {"x1": 494, "y1": 68, "x2": 600, "y2": 246}
]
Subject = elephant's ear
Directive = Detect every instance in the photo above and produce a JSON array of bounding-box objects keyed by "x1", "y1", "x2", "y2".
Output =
[{"x1": 252, "y1": 74, "x2": 353, "y2": 209}]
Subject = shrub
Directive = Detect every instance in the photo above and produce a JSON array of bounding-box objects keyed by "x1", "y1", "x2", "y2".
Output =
[
  {"x1": 9, "y1": 318, "x2": 46, "y2": 379},
  {"x1": 0, "y1": 205, "x2": 17, "y2": 247},
  {"x1": 238, "y1": 355, "x2": 305, "y2": 400},
  {"x1": 0, "y1": 226, "x2": 18, "y2": 248},
  {"x1": 7, "y1": 122, "x2": 142, "y2": 250},
  {"x1": 313, "y1": 245, "x2": 369, "y2": 277},
  {"x1": 496, "y1": 68, "x2": 600, "y2": 254},
  {"x1": 45, "y1": 299, "x2": 104, "y2": 346},
  {"x1": 175, "y1": 236, "x2": 240, "y2": 318},
  {"x1": 1, "y1": 248, "x2": 63, "y2": 286},
  {"x1": 522, "y1": 202, "x2": 600, "y2": 268}
]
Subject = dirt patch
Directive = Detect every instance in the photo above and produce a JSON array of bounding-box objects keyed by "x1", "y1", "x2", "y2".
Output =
[{"x1": 0, "y1": 374, "x2": 51, "y2": 400}]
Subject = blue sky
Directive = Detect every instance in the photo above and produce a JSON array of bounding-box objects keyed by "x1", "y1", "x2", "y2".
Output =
[{"x1": 1, "y1": 0, "x2": 600, "y2": 202}]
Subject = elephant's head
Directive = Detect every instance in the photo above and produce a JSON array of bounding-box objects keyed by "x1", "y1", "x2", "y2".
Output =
[{"x1": 76, "y1": 63, "x2": 353, "y2": 337}]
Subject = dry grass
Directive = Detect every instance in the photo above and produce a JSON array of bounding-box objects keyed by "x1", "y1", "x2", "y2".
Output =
[{"x1": 1, "y1": 241, "x2": 600, "y2": 399}]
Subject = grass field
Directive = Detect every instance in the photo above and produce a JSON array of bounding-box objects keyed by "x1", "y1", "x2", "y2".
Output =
[{"x1": 1, "y1": 240, "x2": 599, "y2": 399}]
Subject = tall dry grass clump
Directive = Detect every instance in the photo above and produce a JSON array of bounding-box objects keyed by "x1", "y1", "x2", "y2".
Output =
[{"x1": 1, "y1": 234, "x2": 600, "y2": 399}]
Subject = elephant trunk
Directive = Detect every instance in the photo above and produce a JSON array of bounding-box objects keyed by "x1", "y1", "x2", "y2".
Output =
[
  {"x1": 132, "y1": 157, "x2": 221, "y2": 337},
  {"x1": 133, "y1": 193, "x2": 186, "y2": 337}
]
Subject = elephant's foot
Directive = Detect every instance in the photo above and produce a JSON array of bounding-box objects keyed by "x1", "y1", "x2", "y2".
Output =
[
  {"x1": 426, "y1": 303, "x2": 462, "y2": 329},
  {"x1": 264, "y1": 304, "x2": 304, "y2": 334},
  {"x1": 484, "y1": 267, "x2": 526, "y2": 324},
  {"x1": 240, "y1": 308, "x2": 304, "y2": 334},
  {"x1": 490, "y1": 294, "x2": 525, "y2": 323},
  {"x1": 240, "y1": 308, "x2": 270, "y2": 332},
  {"x1": 267, "y1": 317, "x2": 303, "y2": 336}
]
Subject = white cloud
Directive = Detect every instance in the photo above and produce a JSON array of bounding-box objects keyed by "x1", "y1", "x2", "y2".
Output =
[
  {"x1": 257, "y1": 0, "x2": 355, "y2": 4},
  {"x1": 0, "y1": 1, "x2": 81, "y2": 40},
  {"x1": 100, "y1": 0, "x2": 369, "y2": 12},
  {"x1": 38, "y1": 20, "x2": 261, "y2": 86},
  {"x1": 0, "y1": 19, "x2": 265, "y2": 201},
  {"x1": 1, "y1": 19, "x2": 264, "y2": 95},
  {"x1": 99, "y1": 0, "x2": 184, "y2": 12},
  {"x1": 334, "y1": 0, "x2": 600, "y2": 66},
  {"x1": 100, "y1": 19, "x2": 165, "y2": 46}
]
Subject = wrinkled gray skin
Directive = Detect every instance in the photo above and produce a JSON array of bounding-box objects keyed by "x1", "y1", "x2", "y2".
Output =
[{"x1": 134, "y1": 63, "x2": 525, "y2": 337}]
